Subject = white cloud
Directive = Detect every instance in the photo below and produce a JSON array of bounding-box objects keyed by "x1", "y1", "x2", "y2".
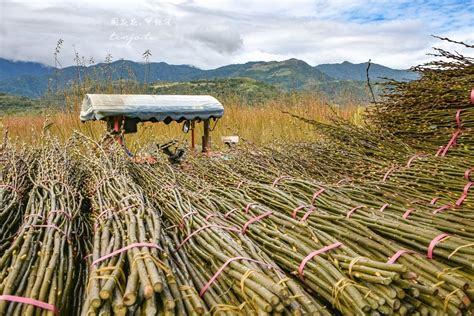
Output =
[{"x1": 0, "y1": 0, "x2": 472, "y2": 70}]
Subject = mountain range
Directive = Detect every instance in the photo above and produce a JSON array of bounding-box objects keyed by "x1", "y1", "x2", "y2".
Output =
[{"x1": 0, "y1": 57, "x2": 418, "y2": 98}]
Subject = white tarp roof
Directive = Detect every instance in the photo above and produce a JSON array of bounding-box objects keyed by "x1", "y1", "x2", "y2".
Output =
[{"x1": 80, "y1": 94, "x2": 224, "y2": 122}]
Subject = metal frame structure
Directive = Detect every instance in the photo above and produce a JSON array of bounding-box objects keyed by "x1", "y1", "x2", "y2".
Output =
[{"x1": 80, "y1": 94, "x2": 224, "y2": 152}]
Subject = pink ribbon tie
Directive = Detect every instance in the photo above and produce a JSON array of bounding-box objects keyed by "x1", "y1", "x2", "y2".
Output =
[
  {"x1": 387, "y1": 249, "x2": 416, "y2": 264},
  {"x1": 298, "y1": 242, "x2": 342, "y2": 279},
  {"x1": 427, "y1": 233, "x2": 450, "y2": 259},
  {"x1": 0, "y1": 295, "x2": 58, "y2": 314}
]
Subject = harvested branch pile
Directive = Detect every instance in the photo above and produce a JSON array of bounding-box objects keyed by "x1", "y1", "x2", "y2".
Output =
[{"x1": 0, "y1": 42, "x2": 473, "y2": 315}]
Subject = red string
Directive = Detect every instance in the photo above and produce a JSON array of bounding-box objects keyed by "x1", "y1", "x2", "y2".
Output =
[
  {"x1": 298, "y1": 242, "x2": 342, "y2": 279},
  {"x1": 0, "y1": 295, "x2": 58, "y2": 315},
  {"x1": 242, "y1": 211, "x2": 273, "y2": 234}
]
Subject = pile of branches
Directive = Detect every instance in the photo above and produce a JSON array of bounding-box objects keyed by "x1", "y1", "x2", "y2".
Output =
[
  {"x1": 367, "y1": 37, "x2": 474, "y2": 156},
  {"x1": 0, "y1": 41, "x2": 473, "y2": 315}
]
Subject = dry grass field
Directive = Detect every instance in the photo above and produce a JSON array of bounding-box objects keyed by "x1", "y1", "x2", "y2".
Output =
[{"x1": 0, "y1": 95, "x2": 361, "y2": 150}]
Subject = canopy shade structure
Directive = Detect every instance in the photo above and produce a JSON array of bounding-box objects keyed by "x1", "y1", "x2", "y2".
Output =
[{"x1": 80, "y1": 94, "x2": 224, "y2": 123}]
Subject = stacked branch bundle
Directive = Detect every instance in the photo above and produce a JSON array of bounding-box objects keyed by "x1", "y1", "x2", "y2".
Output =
[{"x1": 0, "y1": 40, "x2": 473, "y2": 315}]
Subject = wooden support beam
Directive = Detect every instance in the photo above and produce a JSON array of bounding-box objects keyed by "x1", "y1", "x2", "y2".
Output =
[
  {"x1": 191, "y1": 121, "x2": 196, "y2": 150},
  {"x1": 202, "y1": 119, "x2": 210, "y2": 152}
]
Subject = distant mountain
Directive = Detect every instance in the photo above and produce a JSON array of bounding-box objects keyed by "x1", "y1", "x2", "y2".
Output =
[
  {"x1": 0, "y1": 57, "x2": 418, "y2": 98},
  {"x1": 315, "y1": 61, "x2": 419, "y2": 81},
  {"x1": 149, "y1": 78, "x2": 281, "y2": 105},
  {"x1": 0, "y1": 58, "x2": 54, "y2": 81},
  {"x1": 200, "y1": 59, "x2": 332, "y2": 90}
]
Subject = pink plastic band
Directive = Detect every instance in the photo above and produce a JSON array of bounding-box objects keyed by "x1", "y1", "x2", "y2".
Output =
[
  {"x1": 456, "y1": 182, "x2": 473, "y2": 206},
  {"x1": 430, "y1": 197, "x2": 440, "y2": 205},
  {"x1": 435, "y1": 146, "x2": 445, "y2": 156},
  {"x1": 0, "y1": 295, "x2": 58, "y2": 315},
  {"x1": 336, "y1": 178, "x2": 352, "y2": 185},
  {"x1": 382, "y1": 166, "x2": 398, "y2": 182},
  {"x1": 244, "y1": 203, "x2": 257, "y2": 214},
  {"x1": 427, "y1": 233, "x2": 450, "y2": 259},
  {"x1": 456, "y1": 195, "x2": 467, "y2": 206},
  {"x1": 30, "y1": 224, "x2": 66, "y2": 236},
  {"x1": 24, "y1": 214, "x2": 44, "y2": 220},
  {"x1": 236, "y1": 181, "x2": 245, "y2": 189},
  {"x1": 402, "y1": 208, "x2": 415, "y2": 219},
  {"x1": 242, "y1": 211, "x2": 273, "y2": 234},
  {"x1": 463, "y1": 182, "x2": 473, "y2": 195},
  {"x1": 311, "y1": 188, "x2": 325, "y2": 204},
  {"x1": 406, "y1": 154, "x2": 424, "y2": 168},
  {"x1": 298, "y1": 242, "x2": 342, "y2": 279},
  {"x1": 49, "y1": 209, "x2": 71, "y2": 220},
  {"x1": 205, "y1": 214, "x2": 218, "y2": 221},
  {"x1": 464, "y1": 168, "x2": 472, "y2": 181},
  {"x1": 182, "y1": 211, "x2": 198, "y2": 220},
  {"x1": 346, "y1": 205, "x2": 365, "y2": 218},
  {"x1": 440, "y1": 130, "x2": 462, "y2": 157},
  {"x1": 224, "y1": 208, "x2": 237, "y2": 218},
  {"x1": 301, "y1": 208, "x2": 316, "y2": 222},
  {"x1": 95, "y1": 208, "x2": 114, "y2": 223},
  {"x1": 177, "y1": 225, "x2": 240, "y2": 250},
  {"x1": 272, "y1": 176, "x2": 290, "y2": 187},
  {"x1": 455, "y1": 109, "x2": 462, "y2": 129},
  {"x1": 379, "y1": 203, "x2": 390, "y2": 212},
  {"x1": 432, "y1": 204, "x2": 452, "y2": 214},
  {"x1": 93, "y1": 242, "x2": 164, "y2": 265},
  {"x1": 199, "y1": 257, "x2": 276, "y2": 297},
  {"x1": 0, "y1": 184, "x2": 17, "y2": 192},
  {"x1": 471, "y1": 88, "x2": 474, "y2": 104},
  {"x1": 387, "y1": 249, "x2": 415, "y2": 264},
  {"x1": 179, "y1": 211, "x2": 198, "y2": 228},
  {"x1": 292, "y1": 205, "x2": 308, "y2": 219},
  {"x1": 94, "y1": 205, "x2": 137, "y2": 230}
]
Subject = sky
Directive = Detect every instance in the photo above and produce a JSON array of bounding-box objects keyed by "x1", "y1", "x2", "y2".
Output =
[{"x1": 0, "y1": 0, "x2": 473, "y2": 69}]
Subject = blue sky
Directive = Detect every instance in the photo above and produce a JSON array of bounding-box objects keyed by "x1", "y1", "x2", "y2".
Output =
[{"x1": 1, "y1": 0, "x2": 473, "y2": 69}]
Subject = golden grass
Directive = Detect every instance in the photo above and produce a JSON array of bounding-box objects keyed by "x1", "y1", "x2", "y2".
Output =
[{"x1": 1, "y1": 95, "x2": 360, "y2": 150}]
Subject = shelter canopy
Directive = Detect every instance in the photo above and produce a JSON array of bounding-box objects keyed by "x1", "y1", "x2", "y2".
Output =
[{"x1": 80, "y1": 94, "x2": 224, "y2": 123}]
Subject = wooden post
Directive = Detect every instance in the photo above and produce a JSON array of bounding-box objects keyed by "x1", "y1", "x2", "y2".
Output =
[
  {"x1": 202, "y1": 119, "x2": 210, "y2": 152},
  {"x1": 113, "y1": 116, "x2": 123, "y2": 145},
  {"x1": 191, "y1": 121, "x2": 196, "y2": 150}
]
